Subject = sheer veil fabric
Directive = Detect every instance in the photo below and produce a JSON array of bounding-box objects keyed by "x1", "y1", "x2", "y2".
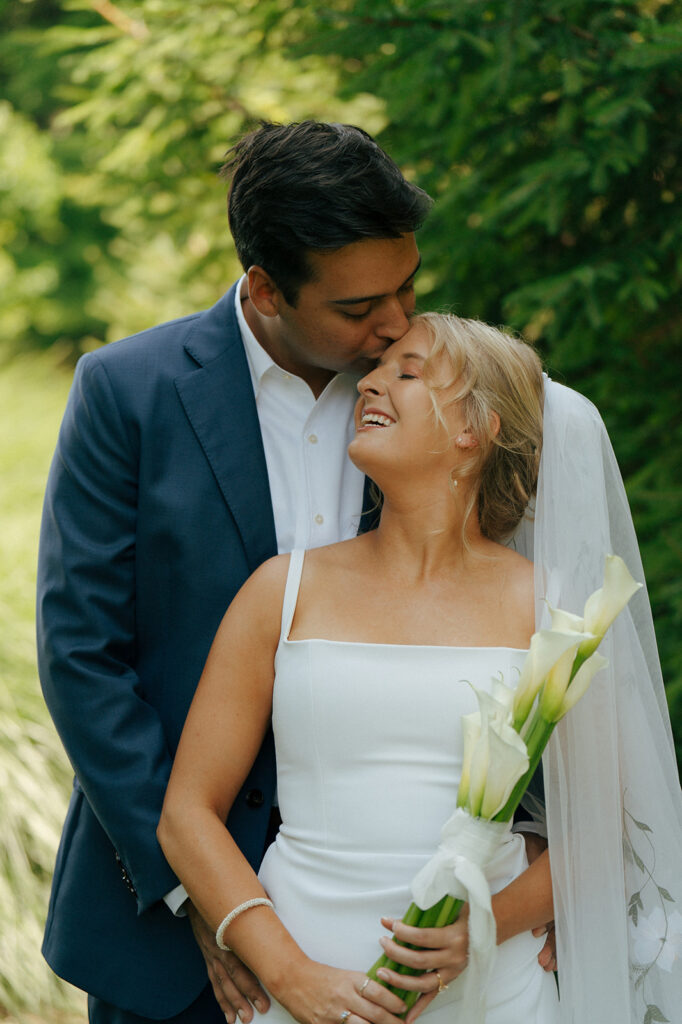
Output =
[{"x1": 514, "y1": 378, "x2": 682, "y2": 1023}]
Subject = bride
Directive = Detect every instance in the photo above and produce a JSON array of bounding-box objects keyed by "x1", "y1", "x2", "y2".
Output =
[{"x1": 158, "y1": 314, "x2": 682, "y2": 1024}]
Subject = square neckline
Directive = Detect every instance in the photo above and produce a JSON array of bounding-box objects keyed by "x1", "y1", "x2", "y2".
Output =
[{"x1": 283, "y1": 635, "x2": 529, "y2": 652}]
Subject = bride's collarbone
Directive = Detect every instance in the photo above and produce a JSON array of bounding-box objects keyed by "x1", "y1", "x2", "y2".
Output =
[{"x1": 289, "y1": 585, "x2": 527, "y2": 648}]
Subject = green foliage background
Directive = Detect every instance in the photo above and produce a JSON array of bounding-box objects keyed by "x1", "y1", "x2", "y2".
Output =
[{"x1": 1, "y1": 0, "x2": 680, "y2": 1016}]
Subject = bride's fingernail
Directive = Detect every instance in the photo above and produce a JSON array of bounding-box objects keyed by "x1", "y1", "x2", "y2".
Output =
[{"x1": 377, "y1": 968, "x2": 390, "y2": 980}]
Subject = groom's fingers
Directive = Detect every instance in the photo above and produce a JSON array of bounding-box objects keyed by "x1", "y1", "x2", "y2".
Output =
[
  {"x1": 536, "y1": 923, "x2": 557, "y2": 972},
  {"x1": 210, "y1": 952, "x2": 262, "y2": 1022},
  {"x1": 221, "y1": 951, "x2": 271, "y2": 1017},
  {"x1": 204, "y1": 944, "x2": 271, "y2": 1022},
  {"x1": 186, "y1": 901, "x2": 270, "y2": 1020}
]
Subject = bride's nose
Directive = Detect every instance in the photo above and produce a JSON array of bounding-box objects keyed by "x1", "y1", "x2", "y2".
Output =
[{"x1": 357, "y1": 366, "x2": 385, "y2": 396}]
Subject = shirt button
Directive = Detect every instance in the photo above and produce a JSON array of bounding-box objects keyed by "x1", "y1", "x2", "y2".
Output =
[
  {"x1": 314, "y1": 514, "x2": 324, "y2": 525},
  {"x1": 308, "y1": 433, "x2": 318, "y2": 444},
  {"x1": 245, "y1": 789, "x2": 264, "y2": 808}
]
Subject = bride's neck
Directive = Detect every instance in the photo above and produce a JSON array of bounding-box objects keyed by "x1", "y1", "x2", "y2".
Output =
[{"x1": 368, "y1": 488, "x2": 487, "y2": 580}]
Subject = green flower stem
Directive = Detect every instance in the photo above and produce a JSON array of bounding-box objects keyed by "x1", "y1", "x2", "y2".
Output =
[
  {"x1": 399, "y1": 896, "x2": 465, "y2": 1014},
  {"x1": 366, "y1": 901, "x2": 423, "y2": 994},
  {"x1": 367, "y1": 896, "x2": 465, "y2": 1015}
]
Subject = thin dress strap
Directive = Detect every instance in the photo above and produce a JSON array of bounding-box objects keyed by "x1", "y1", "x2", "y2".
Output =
[{"x1": 280, "y1": 548, "x2": 306, "y2": 642}]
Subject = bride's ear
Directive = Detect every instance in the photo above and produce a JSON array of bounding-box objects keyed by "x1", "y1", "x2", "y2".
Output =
[
  {"x1": 455, "y1": 413, "x2": 499, "y2": 449},
  {"x1": 454, "y1": 429, "x2": 479, "y2": 449}
]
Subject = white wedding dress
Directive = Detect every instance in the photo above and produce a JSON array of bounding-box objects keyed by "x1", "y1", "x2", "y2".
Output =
[{"x1": 258, "y1": 549, "x2": 560, "y2": 1022}]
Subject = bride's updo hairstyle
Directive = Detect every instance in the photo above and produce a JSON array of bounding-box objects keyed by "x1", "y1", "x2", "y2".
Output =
[{"x1": 416, "y1": 312, "x2": 544, "y2": 543}]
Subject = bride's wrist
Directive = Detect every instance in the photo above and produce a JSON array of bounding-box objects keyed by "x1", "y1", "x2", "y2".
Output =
[
  {"x1": 265, "y1": 953, "x2": 317, "y2": 1009},
  {"x1": 259, "y1": 946, "x2": 312, "y2": 1005}
]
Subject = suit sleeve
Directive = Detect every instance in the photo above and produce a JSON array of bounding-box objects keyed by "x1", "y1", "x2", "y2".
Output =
[{"x1": 37, "y1": 352, "x2": 179, "y2": 913}]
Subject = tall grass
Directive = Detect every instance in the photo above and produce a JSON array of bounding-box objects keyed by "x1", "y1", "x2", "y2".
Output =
[{"x1": 0, "y1": 350, "x2": 86, "y2": 1022}]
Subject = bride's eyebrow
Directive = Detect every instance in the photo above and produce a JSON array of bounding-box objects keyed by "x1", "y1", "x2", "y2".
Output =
[{"x1": 376, "y1": 351, "x2": 426, "y2": 368}]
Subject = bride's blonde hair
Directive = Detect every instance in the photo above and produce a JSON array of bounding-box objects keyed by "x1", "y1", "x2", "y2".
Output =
[{"x1": 416, "y1": 312, "x2": 544, "y2": 543}]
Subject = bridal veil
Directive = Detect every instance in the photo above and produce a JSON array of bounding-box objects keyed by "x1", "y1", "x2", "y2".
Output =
[{"x1": 515, "y1": 378, "x2": 682, "y2": 1023}]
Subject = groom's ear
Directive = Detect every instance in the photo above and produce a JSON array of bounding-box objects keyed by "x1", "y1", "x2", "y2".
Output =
[{"x1": 247, "y1": 266, "x2": 282, "y2": 318}]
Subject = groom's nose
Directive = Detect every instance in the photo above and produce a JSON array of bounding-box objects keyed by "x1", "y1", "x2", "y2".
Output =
[{"x1": 374, "y1": 295, "x2": 412, "y2": 342}]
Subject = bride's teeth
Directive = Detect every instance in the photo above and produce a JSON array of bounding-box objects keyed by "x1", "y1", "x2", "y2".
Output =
[{"x1": 362, "y1": 414, "x2": 393, "y2": 426}]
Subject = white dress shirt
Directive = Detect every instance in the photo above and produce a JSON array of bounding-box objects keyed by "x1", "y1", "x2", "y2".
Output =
[{"x1": 165, "y1": 279, "x2": 365, "y2": 914}]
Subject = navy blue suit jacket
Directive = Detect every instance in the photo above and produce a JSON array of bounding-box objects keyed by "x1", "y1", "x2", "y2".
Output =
[{"x1": 37, "y1": 284, "x2": 373, "y2": 1016}]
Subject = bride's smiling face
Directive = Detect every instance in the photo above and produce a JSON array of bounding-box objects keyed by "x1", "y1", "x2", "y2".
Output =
[{"x1": 349, "y1": 322, "x2": 470, "y2": 481}]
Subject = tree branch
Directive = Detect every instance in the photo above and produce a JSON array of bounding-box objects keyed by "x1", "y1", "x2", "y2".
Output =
[{"x1": 91, "y1": 0, "x2": 149, "y2": 40}]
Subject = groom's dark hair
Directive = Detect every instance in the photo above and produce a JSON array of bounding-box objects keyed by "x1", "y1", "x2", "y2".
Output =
[{"x1": 221, "y1": 120, "x2": 432, "y2": 305}]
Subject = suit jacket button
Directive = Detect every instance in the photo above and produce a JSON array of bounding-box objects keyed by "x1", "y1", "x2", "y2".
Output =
[{"x1": 246, "y1": 788, "x2": 264, "y2": 808}]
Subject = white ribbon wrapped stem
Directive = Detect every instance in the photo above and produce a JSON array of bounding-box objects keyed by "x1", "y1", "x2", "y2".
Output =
[{"x1": 410, "y1": 807, "x2": 509, "y2": 1024}]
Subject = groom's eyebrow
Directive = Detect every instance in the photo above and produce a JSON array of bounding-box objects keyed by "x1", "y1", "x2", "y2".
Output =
[{"x1": 329, "y1": 257, "x2": 422, "y2": 307}]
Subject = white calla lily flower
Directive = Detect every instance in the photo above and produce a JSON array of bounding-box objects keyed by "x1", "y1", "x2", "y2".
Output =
[
  {"x1": 512, "y1": 628, "x2": 589, "y2": 729},
  {"x1": 479, "y1": 721, "x2": 529, "y2": 819},
  {"x1": 539, "y1": 645, "x2": 580, "y2": 721},
  {"x1": 581, "y1": 554, "x2": 643, "y2": 655},
  {"x1": 466, "y1": 711, "x2": 489, "y2": 817},
  {"x1": 459, "y1": 683, "x2": 529, "y2": 818},
  {"x1": 489, "y1": 675, "x2": 516, "y2": 716},
  {"x1": 458, "y1": 712, "x2": 480, "y2": 811},
  {"x1": 476, "y1": 687, "x2": 514, "y2": 730},
  {"x1": 555, "y1": 652, "x2": 609, "y2": 719},
  {"x1": 548, "y1": 604, "x2": 585, "y2": 633}
]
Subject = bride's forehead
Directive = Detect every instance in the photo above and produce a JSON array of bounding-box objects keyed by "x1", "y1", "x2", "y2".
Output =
[
  {"x1": 381, "y1": 323, "x2": 434, "y2": 362},
  {"x1": 400, "y1": 321, "x2": 432, "y2": 351}
]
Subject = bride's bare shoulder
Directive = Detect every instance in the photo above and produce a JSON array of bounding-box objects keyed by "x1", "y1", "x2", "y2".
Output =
[
  {"x1": 500, "y1": 544, "x2": 534, "y2": 576},
  {"x1": 479, "y1": 540, "x2": 534, "y2": 602},
  {"x1": 245, "y1": 537, "x2": 366, "y2": 596},
  {"x1": 228, "y1": 553, "x2": 292, "y2": 630},
  {"x1": 299, "y1": 535, "x2": 371, "y2": 578},
  {"x1": 492, "y1": 545, "x2": 534, "y2": 622}
]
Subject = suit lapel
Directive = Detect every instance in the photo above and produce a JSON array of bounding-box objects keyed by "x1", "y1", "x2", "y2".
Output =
[{"x1": 175, "y1": 285, "x2": 278, "y2": 573}]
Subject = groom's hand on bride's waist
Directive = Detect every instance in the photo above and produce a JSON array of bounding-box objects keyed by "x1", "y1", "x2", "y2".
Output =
[
  {"x1": 521, "y1": 833, "x2": 557, "y2": 974},
  {"x1": 186, "y1": 900, "x2": 271, "y2": 1022}
]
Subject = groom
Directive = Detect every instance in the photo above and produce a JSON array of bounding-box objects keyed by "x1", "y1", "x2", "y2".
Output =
[{"x1": 37, "y1": 121, "x2": 432, "y2": 1024}]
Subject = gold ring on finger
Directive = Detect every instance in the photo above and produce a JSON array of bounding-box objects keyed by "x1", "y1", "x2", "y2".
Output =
[
  {"x1": 434, "y1": 971, "x2": 448, "y2": 994},
  {"x1": 340, "y1": 1011, "x2": 351, "y2": 1024},
  {"x1": 359, "y1": 977, "x2": 370, "y2": 996}
]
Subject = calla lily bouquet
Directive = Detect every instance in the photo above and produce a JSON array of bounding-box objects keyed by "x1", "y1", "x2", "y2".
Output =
[{"x1": 367, "y1": 555, "x2": 642, "y2": 1015}]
